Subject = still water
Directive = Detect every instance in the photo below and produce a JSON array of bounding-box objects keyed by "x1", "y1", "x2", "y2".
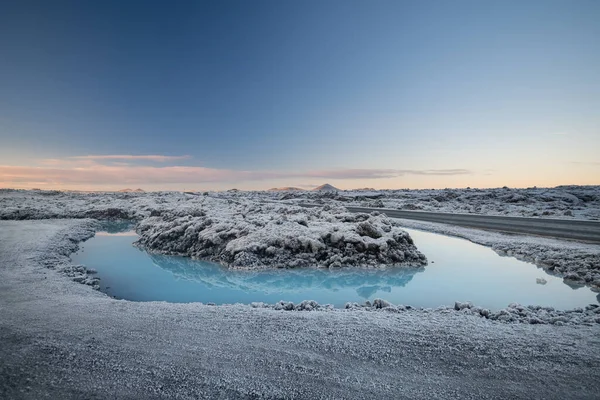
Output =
[{"x1": 71, "y1": 225, "x2": 599, "y2": 310}]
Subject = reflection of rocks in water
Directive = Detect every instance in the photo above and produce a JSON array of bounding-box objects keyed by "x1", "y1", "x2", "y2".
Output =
[
  {"x1": 149, "y1": 253, "x2": 423, "y2": 297},
  {"x1": 96, "y1": 220, "x2": 136, "y2": 234},
  {"x1": 563, "y1": 279, "x2": 586, "y2": 290},
  {"x1": 355, "y1": 285, "x2": 392, "y2": 298},
  {"x1": 356, "y1": 286, "x2": 379, "y2": 298}
]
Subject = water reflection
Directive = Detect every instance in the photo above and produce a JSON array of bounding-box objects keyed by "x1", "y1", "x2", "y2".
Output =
[
  {"x1": 148, "y1": 253, "x2": 424, "y2": 299},
  {"x1": 71, "y1": 223, "x2": 600, "y2": 309},
  {"x1": 96, "y1": 220, "x2": 136, "y2": 234}
]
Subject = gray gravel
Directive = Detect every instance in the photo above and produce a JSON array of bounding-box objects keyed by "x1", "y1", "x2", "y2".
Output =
[{"x1": 1, "y1": 220, "x2": 600, "y2": 399}]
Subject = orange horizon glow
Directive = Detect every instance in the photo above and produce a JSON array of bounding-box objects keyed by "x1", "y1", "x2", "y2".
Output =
[
  {"x1": 1, "y1": 154, "x2": 598, "y2": 192},
  {"x1": 0, "y1": 166, "x2": 600, "y2": 191}
]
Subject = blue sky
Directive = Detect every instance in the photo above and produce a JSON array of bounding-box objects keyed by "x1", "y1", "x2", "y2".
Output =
[{"x1": 1, "y1": 0, "x2": 599, "y2": 190}]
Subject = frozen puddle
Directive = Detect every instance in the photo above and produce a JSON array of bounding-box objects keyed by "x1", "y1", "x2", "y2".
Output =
[{"x1": 71, "y1": 226, "x2": 600, "y2": 310}]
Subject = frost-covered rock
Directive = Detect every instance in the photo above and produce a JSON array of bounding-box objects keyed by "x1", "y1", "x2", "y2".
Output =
[
  {"x1": 252, "y1": 298, "x2": 600, "y2": 325},
  {"x1": 60, "y1": 264, "x2": 101, "y2": 289},
  {"x1": 468, "y1": 302, "x2": 600, "y2": 325},
  {"x1": 295, "y1": 300, "x2": 319, "y2": 311},
  {"x1": 274, "y1": 301, "x2": 295, "y2": 311},
  {"x1": 454, "y1": 301, "x2": 473, "y2": 311},
  {"x1": 372, "y1": 298, "x2": 392, "y2": 309},
  {"x1": 135, "y1": 199, "x2": 427, "y2": 270}
]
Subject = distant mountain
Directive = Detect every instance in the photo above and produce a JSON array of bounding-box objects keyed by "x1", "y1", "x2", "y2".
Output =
[
  {"x1": 118, "y1": 188, "x2": 145, "y2": 193},
  {"x1": 268, "y1": 187, "x2": 305, "y2": 191},
  {"x1": 313, "y1": 183, "x2": 339, "y2": 192}
]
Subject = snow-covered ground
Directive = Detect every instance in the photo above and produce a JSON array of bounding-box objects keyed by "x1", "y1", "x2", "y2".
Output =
[
  {"x1": 0, "y1": 189, "x2": 192, "y2": 220},
  {"x1": 1, "y1": 219, "x2": 600, "y2": 399},
  {"x1": 3, "y1": 185, "x2": 600, "y2": 221},
  {"x1": 218, "y1": 185, "x2": 600, "y2": 220}
]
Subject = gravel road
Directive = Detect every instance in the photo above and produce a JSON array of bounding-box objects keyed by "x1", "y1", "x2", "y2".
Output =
[{"x1": 343, "y1": 206, "x2": 600, "y2": 243}]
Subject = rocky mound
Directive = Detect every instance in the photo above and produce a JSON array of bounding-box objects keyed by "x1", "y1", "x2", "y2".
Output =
[
  {"x1": 135, "y1": 200, "x2": 427, "y2": 269},
  {"x1": 313, "y1": 183, "x2": 339, "y2": 192}
]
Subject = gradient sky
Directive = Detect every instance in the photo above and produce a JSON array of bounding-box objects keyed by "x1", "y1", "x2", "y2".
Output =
[{"x1": 1, "y1": 0, "x2": 599, "y2": 191}]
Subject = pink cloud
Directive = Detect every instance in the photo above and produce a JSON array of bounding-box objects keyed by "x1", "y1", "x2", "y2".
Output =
[
  {"x1": 39, "y1": 158, "x2": 100, "y2": 167},
  {"x1": 0, "y1": 163, "x2": 471, "y2": 187},
  {"x1": 69, "y1": 155, "x2": 191, "y2": 162},
  {"x1": 299, "y1": 169, "x2": 471, "y2": 179}
]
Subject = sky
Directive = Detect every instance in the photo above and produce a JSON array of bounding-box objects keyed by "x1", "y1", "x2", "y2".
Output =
[{"x1": 0, "y1": 0, "x2": 599, "y2": 191}]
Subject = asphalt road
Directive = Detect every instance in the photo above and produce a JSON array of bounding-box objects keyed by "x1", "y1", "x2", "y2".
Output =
[
  {"x1": 297, "y1": 203, "x2": 600, "y2": 243},
  {"x1": 348, "y1": 206, "x2": 600, "y2": 243}
]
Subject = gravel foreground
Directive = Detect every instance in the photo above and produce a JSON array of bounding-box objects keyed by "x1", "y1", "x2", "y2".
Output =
[{"x1": 1, "y1": 220, "x2": 600, "y2": 399}]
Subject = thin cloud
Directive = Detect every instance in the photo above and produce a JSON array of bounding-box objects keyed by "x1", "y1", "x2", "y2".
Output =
[
  {"x1": 69, "y1": 155, "x2": 191, "y2": 162},
  {"x1": 570, "y1": 161, "x2": 600, "y2": 166},
  {"x1": 39, "y1": 158, "x2": 99, "y2": 167},
  {"x1": 0, "y1": 164, "x2": 472, "y2": 187},
  {"x1": 405, "y1": 169, "x2": 471, "y2": 176},
  {"x1": 299, "y1": 169, "x2": 471, "y2": 179}
]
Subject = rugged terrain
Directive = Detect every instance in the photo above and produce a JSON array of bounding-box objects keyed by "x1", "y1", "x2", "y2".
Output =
[
  {"x1": 2, "y1": 185, "x2": 600, "y2": 221},
  {"x1": 1, "y1": 188, "x2": 598, "y2": 289},
  {"x1": 136, "y1": 201, "x2": 427, "y2": 269}
]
